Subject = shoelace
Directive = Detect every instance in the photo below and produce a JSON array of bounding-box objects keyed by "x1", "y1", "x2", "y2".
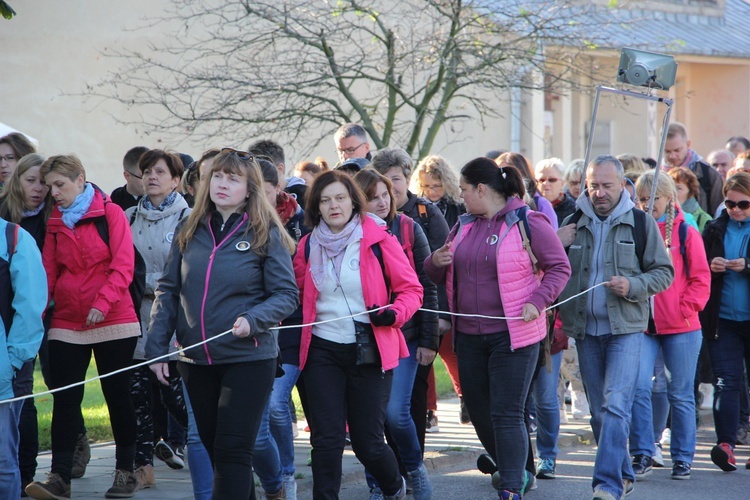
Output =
[
  {"x1": 112, "y1": 470, "x2": 128, "y2": 486},
  {"x1": 539, "y1": 458, "x2": 555, "y2": 470}
]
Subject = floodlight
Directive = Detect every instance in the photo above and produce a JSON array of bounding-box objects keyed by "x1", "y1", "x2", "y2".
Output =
[{"x1": 617, "y1": 48, "x2": 677, "y2": 91}]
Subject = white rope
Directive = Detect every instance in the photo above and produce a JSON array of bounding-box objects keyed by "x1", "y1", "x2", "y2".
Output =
[{"x1": 1, "y1": 284, "x2": 607, "y2": 405}]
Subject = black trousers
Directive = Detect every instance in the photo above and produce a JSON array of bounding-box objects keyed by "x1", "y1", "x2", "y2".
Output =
[
  {"x1": 49, "y1": 337, "x2": 138, "y2": 482},
  {"x1": 302, "y1": 336, "x2": 401, "y2": 499},
  {"x1": 178, "y1": 358, "x2": 275, "y2": 500}
]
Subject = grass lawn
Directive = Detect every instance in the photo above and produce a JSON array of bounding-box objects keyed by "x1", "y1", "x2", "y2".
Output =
[{"x1": 34, "y1": 356, "x2": 457, "y2": 451}]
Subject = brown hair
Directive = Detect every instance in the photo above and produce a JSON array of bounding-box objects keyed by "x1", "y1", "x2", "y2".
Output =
[
  {"x1": 177, "y1": 150, "x2": 295, "y2": 255},
  {"x1": 138, "y1": 149, "x2": 184, "y2": 179},
  {"x1": 40, "y1": 154, "x2": 86, "y2": 182},
  {"x1": 724, "y1": 172, "x2": 750, "y2": 198},
  {"x1": 0, "y1": 153, "x2": 52, "y2": 223},
  {"x1": 668, "y1": 167, "x2": 700, "y2": 200},
  {"x1": 353, "y1": 168, "x2": 397, "y2": 222},
  {"x1": 0, "y1": 133, "x2": 36, "y2": 159},
  {"x1": 305, "y1": 170, "x2": 367, "y2": 228}
]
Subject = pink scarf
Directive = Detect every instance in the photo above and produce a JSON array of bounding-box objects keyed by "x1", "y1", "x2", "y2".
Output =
[{"x1": 309, "y1": 214, "x2": 363, "y2": 289}]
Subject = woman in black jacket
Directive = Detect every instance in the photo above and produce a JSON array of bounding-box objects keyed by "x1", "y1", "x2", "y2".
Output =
[{"x1": 147, "y1": 149, "x2": 299, "y2": 499}]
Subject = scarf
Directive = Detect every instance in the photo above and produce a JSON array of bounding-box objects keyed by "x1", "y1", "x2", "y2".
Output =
[
  {"x1": 23, "y1": 201, "x2": 45, "y2": 218},
  {"x1": 275, "y1": 191, "x2": 298, "y2": 225},
  {"x1": 309, "y1": 214, "x2": 362, "y2": 289},
  {"x1": 60, "y1": 183, "x2": 95, "y2": 229},
  {"x1": 142, "y1": 191, "x2": 177, "y2": 212},
  {"x1": 682, "y1": 196, "x2": 700, "y2": 216}
]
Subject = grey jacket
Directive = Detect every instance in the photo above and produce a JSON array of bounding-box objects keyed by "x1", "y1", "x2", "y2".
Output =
[
  {"x1": 557, "y1": 190, "x2": 674, "y2": 339},
  {"x1": 145, "y1": 213, "x2": 299, "y2": 365}
]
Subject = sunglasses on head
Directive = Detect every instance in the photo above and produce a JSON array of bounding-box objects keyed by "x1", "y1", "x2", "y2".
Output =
[
  {"x1": 220, "y1": 148, "x2": 255, "y2": 161},
  {"x1": 725, "y1": 199, "x2": 750, "y2": 210}
]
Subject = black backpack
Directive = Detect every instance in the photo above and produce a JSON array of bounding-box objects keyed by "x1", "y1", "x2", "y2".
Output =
[
  {"x1": 93, "y1": 206, "x2": 147, "y2": 324},
  {"x1": 0, "y1": 222, "x2": 19, "y2": 334}
]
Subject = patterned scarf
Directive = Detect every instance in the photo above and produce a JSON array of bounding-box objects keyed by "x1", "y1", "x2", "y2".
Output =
[
  {"x1": 309, "y1": 214, "x2": 362, "y2": 289},
  {"x1": 23, "y1": 201, "x2": 45, "y2": 218},
  {"x1": 59, "y1": 183, "x2": 94, "y2": 229},
  {"x1": 142, "y1": 191, "x2": 177, "y2": 211}
]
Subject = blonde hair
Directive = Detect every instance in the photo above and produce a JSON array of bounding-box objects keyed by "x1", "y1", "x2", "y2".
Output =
[
  {"x1": 635, "y1": 170, "x2": 676, "y2": 251},
  {"x1": 410, "y1": 155, "x2": 461, "y2": 204},
  {"x1": 40, "y1": 154, "x2": 86, "y2": 182},
  {"x1": 177, "y1": 150, "x2": 295, "y2": 255},
  {"x1": 0, "y1": 153, "x2": 51, "y2": 223},
  {"x1": 617, "y1": 154, "x2": 647, "y2": 174}
]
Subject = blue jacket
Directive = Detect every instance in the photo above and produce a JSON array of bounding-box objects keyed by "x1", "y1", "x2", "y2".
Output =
[{"x1": 0, "y1": 220, "x2": 47, "y2": 400}]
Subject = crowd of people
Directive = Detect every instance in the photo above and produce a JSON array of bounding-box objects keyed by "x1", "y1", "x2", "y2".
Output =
[{"x1": 1, "y1": 120, "x2": 750, "y2": 500}]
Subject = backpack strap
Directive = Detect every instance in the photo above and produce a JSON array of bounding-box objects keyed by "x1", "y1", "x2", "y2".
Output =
[
  {"x1": 417, "y1": 203, "x2": 428, "y2": 220},
  {"x1": 5, "y1": 222, "x2": 18, "y2": 266},
  {"x1": 678, "y1": 220, "x2": 690, "y2": 278},
  {"x1": 632, "y1": 208, "x2": 647, "y2": 271},
  {"x1": 398, "y1": 215, "x2": 416, "y2": 270},
  {"x1": 696, "y1": 162, "x2": 713, "y2": 208},
  {"x1": 515, "y1": 206, "x2": 538, "y2": 273}
]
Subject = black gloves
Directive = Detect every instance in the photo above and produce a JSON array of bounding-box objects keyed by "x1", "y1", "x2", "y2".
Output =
[{"x1": 368, "y1": 305, "x2": 396, "y2": 327}]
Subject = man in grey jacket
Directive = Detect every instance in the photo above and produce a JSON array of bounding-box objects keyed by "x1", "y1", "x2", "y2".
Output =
[{"x1": 557, "y1": 155, "x2": 674, "y2": 500}]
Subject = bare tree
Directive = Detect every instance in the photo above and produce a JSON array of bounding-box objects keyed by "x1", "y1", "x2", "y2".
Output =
[{"x1": 88, "y1": 0, "x2": 611, "y2": 158}]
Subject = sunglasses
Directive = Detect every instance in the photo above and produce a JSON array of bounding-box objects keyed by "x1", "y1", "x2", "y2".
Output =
[
  {"x1": 220, "y1": 148, "x2": 255, "y2": 161},
  {"x1": 725, "y1": 199, "x2": 750, "y2": 210},
  {"x1": 537, "y1": 177, "x2": 560, "y2": 184}
]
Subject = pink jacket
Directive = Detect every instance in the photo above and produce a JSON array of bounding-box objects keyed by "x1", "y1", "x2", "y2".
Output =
[
  {"x1": 652, "y1": 208, "x2": 710, "y2": 334},
  {"x1": 293, "y1": 216, "x2": 423, "y2": 370}
]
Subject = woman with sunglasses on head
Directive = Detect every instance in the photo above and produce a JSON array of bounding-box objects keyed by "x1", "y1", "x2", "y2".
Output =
[
  {"x1": 629, "y1": 171, "x2": 710, "y2": 480},
  {"x1": 146, "y1": 149, "x2": 299, "y2": 499},
  {"x1": 25, "y1": 155, "x2": 140, "y2": 499},
  {"x1": 294, "y1": 170, "x2": 422, "y2": 500},
  {"x1": 700, "y1": 171, "x2": 750, "y2": 472},
  {"x1": 355, "y1": 168, "x2": 437, "y2": 499}
]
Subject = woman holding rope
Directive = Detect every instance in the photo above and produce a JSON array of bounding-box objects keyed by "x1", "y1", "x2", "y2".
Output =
[
  {"x1": 293, "y1": 170, "x2": 423, "y2": 499},
  {"x1": 424, "y1": 158, "x2": 570, "y2": 500},
  {"x1": 146, "y1": 149, "x2": 298, "y2": 499}
]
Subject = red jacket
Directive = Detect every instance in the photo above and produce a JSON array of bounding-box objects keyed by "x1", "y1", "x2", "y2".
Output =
[
  {"x1": 652, "y1": 207, "x2": 710, "y2": 334},
  {"x1": 43, "y1": 188, "x2": 137, "y2": 330},
  {"x1": 293, "y1": 215, "x2": 422, "y2": 371}
]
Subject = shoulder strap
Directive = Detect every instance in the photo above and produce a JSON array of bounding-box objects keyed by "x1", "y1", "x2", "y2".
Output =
[
  {"x1": 568, "y1": 209, "x2": 583, "y2": 226},
  {"x1": 417, "y1": 203, "x2": 428, "y2": 220},
  {"x1": 5, "y1": 222, "x2": 18, "y2": 265},
  {"x1": 515, "y1": 206, "x2": 538, "y2": 273},
  {"x1": 632, "y1": 208, "x2": 647, "y2": 270},
  {"x1": 679, "y1": 220, "x2": 690, "y2": 278},
  {"x1": 697, "y1": 162, "x2": 713, "y2": 201},
  {"x1": 179, "y1": 207, "x2": 188, "y2": 221},
  {"x1": 129, "y1": 210, "x2": 137, "y2": 225},
  {"x1": 94, "y1": 200, "x2": 111, "y2": 247}
]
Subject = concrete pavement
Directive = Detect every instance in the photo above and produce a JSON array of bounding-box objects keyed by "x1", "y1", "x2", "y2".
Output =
[{"x1": 30, "y1": 397, "x2": 598, "y2": 499}]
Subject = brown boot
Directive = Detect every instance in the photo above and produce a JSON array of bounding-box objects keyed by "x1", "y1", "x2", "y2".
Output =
[
  {"x1": 134, "y1": 465, "x2": 155, "y2": 490},
  {"x1": 24, "y1": 472, "x2": 71, "y2": 499},
  {"x1": 265, "y1": 483, "x2": 286, "y2": 500},
  {"x1": 71, "y1": 433, "x2": 91, "y2": 479},
  {"x1": 105, "y1": 470, "x2": 138, "y2": 498}
]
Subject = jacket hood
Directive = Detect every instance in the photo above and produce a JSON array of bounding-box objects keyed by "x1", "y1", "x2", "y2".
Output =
[
  {"x1": 47, "y1": 184, "x2": 108, "y2": 227},
  {"x1": 577, "y1": 188, "x2": 634, "y2": 222}
]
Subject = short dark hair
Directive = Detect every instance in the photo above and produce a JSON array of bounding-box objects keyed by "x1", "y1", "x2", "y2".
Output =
[
  {"x1": 138, "y1": 149, "x2": 184, "y2": 179},
  {"x1": 727, "y1": 136, "x2": 750, "y2": 150},
  {"x1": 0, "y1": 133, "x2": 36, "y2": 159},
  {"x1": 248, "y1": 139, "x2": 286, "y2": 169},
  {"x1": 258, "y1": 158, "x2": 279, "y2": 186},
  {"x1": 370, "y1": 147, "x2": 413, "y2": 180},
  {"x1": 305, "y1": 170, "x2": 367, "y2": 228},
  {"x1": 123, "y1": 146, "x2": 149, "y2": 173},
  {"x1": 461, "y1": 157, "x2": 525, "y2": 199}
]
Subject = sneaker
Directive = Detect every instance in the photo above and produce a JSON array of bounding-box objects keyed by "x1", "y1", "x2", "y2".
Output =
[
  {"x1": 536, "y1": 457, "x2": 556, "y2": 479},
  {"x1": 173, "y1": 444, "x2": 185, "y2": 462},
  {"x1": 459, "y1": 397, "x2": 471, "y2": 425},
  {"x1": 369, "y1": 486, "x2": 384, "y2": 500},
  {"x1": 264, "y1": 483, "x2": 286, "y2": 500},
  {"x1": 660, "y1": 428, "x2": 671, "y2": 447},
  {"x1": 154, "y1": 439, "x2": 185, "y2": 469},
  {"x1": 527, "y1": 414, "x2": 537, "y2": 435},
  {"x1": 425, "y1": 410, "x2": 439, "y2": 433},
  {"x1": 71, "y1": 432, "x2": 90, "y2": 479},
  {"x1": 521, "y1": 470, "x2": 537, "y2": 494},
  {"x1": 652, "y1": 443, "x2": 664, "y2": 467},
  {"x1": 292, "y1": 425, "x2": 300, "y2": 438},
  {"x1": 571, "y1": 390, "x2": 590, "y2": 419},
  {"x1": 406, "y1": 463, "x2": 432, "y2": 500},
  {"x1": 592, "y1": 487, "x2": 617, "y2": 500},
  {"x1": 25, "y1": 472, "x2": 71, "y2": 499},
  {"x1": 282, "y1": 474, "x2": 297, "y2": 500},
  {"x1": 105, "y1": 470, "x2": 138, "y2": 498},
  {"x1": 382, "y1": 476, "x2": 406, "y2": 500},
  {"x1": 477, "y1": 453, "x2": 497, "y2": 474},
  {"x1": 737, "y1": 422, "x2": 750, "y2": 445},
  {"x1": 710, "y1": 442, "x2": 737, "y2": 471},
  {"x1": 671, "y1": 460, "x2": 691, "y2": 479},
  {"x1": 499, "y1": 491, "x2": 522, "y2": 500},
  {"x1": 623, "y1": 479, "x2": 635, "y2": 497},
  {"x1": 559, "y1": 407, "x2": 569, "y2": 424},
  {"x1": 632, "y1": 454, "x2": 653, "y2": 476},
  {"x1": 134, "y1": 465, "x2": 155, "y2": 490}
]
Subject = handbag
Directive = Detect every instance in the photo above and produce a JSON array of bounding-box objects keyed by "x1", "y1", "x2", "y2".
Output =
[{"x1": 354, "y1": 320, "x2": 381, "y2": 367}]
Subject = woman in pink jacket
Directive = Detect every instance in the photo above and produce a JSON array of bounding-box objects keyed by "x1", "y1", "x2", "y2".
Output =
[
  {"x1": 293, "y1": 170, "x2": 422, "y2": 500},
  {"x1": 630, "y1": 171, "x2": 710, "y2": 480},
  {"x1": 425, "y1": 158, "x2": 570, "y2": 499}
]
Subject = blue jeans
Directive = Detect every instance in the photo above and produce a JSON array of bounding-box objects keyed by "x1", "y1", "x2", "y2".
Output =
[
  {"x1": 183, "y1": 380, "x2": 213, "y2": 500},
  {"x1": 269, "y1": 364, "x2": 301, "y2": 478},
  {"x1": 650, "y1": 349, "x2": 670, "y2": 441},
  {"x1": 708, "y1": 319, "x2": 750, "y2": 445},
  {"x1": 0, "y1": 399, "x2": 23, "y2": 498},
  {"x1": 577, "y1": 333, "x2": 641, "y2": 498},
  {"x1": 456, "y1": 332, "x2": 539, "y2": 494},
  {"x1": 534, "y1": 351, "x2": 562, "y2": 459},
  {"x1": 254, "y1": 401, "x2": 283, "y2": 494},
  {"x1": 630, "y1": 331, "x2": 701, "y2": 463}
]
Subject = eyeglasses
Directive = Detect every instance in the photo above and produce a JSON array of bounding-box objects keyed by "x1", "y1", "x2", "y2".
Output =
[
  {"x1": 725, "y1": 199, "x2": 750, "y2": 210},
  {"x1": 221, "y1": 147, "x2": 255, "y2": 161},
  {"x1": 537, "y1": 177, "x2": 560, "y2": 184},
  {"x1": 127, "y1": 170, "x2": 143, "y2": 180},
  {"x1": 420, "y1": 184, "x2": 444, "y2": 192},
  {"x1": 0, "y1": 154, "x2": 16, "y2": 163},
  {"x1": 637, "y1": 196, "x2": 661, "y2": 205},
  {"x1": 568, "y1": 180, "x2": 582, "y2": 187},
  {"x1": 712, "y1": 162, "x2": 731, "y2": 168},
  {"x1": 336, "y1": 142, "x2": 366, "y2": 156}
]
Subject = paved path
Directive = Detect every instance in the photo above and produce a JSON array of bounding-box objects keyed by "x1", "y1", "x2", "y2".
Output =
[{"x1": 30, "y1": 398, "x2": 597, "y2": 499}]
